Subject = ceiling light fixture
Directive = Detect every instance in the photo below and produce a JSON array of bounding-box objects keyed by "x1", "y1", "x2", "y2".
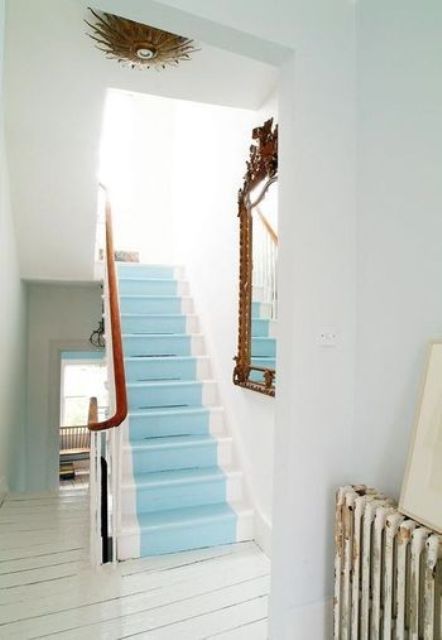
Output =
[{"x1": 85, "y1": 9, "x2": 199, "y2": 71}]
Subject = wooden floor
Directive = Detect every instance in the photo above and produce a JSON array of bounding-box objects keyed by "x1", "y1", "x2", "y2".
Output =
[{"x1": 0, "y1": 489, "x2": 269, "y2": 639}]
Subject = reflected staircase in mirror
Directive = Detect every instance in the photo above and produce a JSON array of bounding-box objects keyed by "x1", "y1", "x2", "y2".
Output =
[
  {"x1": 116, "y1": 263, "x2": 254, "y2": 559},
  {"x1": 251, "y1": 290, "x2": 276, "y2": 384},
  {"x1": 250, "y1": 206, "x2": 278, "y2": 386}
]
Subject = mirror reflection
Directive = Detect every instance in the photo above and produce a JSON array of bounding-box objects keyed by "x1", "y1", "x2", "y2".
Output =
[
  {"x1": 250, "y1": 181, "x2": 278, "y2": 387},
  {"x1": 233, "y1": 119, "x2": 278, "y2": 396}
]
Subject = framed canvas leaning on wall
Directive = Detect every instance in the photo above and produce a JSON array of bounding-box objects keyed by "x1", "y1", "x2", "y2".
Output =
[{"x1": 400, "y1": 340, "x2": 442, "y2": 533}]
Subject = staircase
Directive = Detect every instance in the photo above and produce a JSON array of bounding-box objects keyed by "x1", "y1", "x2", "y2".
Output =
[
  {"x1": 116, "y1": 263, "x2": 254, "y2": 560},
  {"x1": 250, "y1": 289, "x2": 277, "y2": 383}
]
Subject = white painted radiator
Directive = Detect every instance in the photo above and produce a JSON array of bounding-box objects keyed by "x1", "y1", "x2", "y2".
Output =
[{"x1": 334, "y1": 485, "x2": 442, "y2": 639}]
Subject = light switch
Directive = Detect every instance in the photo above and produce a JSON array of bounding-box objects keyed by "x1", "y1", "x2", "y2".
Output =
[{"x1": 319, "y1": 331, "x2": 338, "y2": 347}]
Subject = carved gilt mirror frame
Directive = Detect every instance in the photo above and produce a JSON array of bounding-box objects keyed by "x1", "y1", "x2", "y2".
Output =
[{"x1": 233, "y1": 118, "x2": 278, "y2": 397}]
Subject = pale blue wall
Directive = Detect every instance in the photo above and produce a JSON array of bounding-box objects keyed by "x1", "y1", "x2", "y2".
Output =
[{"x1": 0, "y1": 0, "x2": 27, "y2": 492}]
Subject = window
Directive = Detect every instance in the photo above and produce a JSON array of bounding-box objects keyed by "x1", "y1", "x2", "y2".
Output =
[{"x1": 60, "y1": 360, "x2": 108, "y2": 426}]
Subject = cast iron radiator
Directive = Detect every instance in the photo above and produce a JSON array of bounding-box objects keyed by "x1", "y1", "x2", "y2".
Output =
[{"x1": 334, "y1": 485, "x2": 442, "y2": 639}]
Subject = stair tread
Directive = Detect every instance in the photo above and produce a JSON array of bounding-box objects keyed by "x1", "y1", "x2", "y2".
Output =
[
  {"x1": 127, "y1": 379, "x2": 213, "y2": 389},
  {"x1": 119, "y1": 277, "x2": 182, "y2": 283},
  {"x1": 121, "y1": 502, "x2": 252, "y2": 532},
  {"x1": 118, "y1": 263, "x2": 181, "y2": 268},
  {"x1": 127, "y1": 434, "x2": 229, "y2": 450},
  {"x1": 121, "y1": 313, "x2": 194, "y2": 318},
  {"x1": 125, "y1": 355, "x2": 207, "y2": 362},
  {"x1": 120, "y1": 294, "x2": 191, "y2": 300},
  {"x1": 130, "y1": 406, "x2": 222, "y2": 417},
  {"x1": 124, "y1": 465, "x2": 240, "y2": 487},
  {"x1": 123, "y1": 332, "x2": 201, "y2": 338}
]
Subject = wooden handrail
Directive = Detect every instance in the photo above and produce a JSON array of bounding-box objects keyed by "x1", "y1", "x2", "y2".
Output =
[
  {"x1": 256, "y1": 207, "x2": 278, "y2": 246},
  {"x1": 88, "y1": 191, "x2": 127, "y2": 432}
]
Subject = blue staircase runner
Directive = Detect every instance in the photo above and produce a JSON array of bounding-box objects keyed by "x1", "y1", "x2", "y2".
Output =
[{"x1": 117, "y1": 264, "x2": 244, "y2": 558}]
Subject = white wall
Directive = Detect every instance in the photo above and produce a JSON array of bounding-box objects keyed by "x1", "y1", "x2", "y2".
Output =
[
  {"x1": 172, "y1": 97, "x2": 277, "y2": 553},
  {"x1": 25, "y1": 283, "x2": 101, "y2": 491},
  {"x1": 354, "y1": 1, "x2": 442, "y2": 497},
  {"x1": 0, "y1": 0, "x2": 26, "y2": 493},
  {"x1": 149, "y1": 3, "x2": 357, "y2": 637},
  {"x1": 100, "y1": 91, "x2": 178, "y2": 264},
  {"x1": 4, "y1": 0, "x2": 276, "y2": 281}
]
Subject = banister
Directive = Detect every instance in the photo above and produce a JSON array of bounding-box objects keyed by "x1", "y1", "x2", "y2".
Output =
[
  {"x1": 88, "y1": 190, "x2": 128, "y2": 432},
  {"x1": 256, "y1": 207, "x2": 278, "y2": 246}
]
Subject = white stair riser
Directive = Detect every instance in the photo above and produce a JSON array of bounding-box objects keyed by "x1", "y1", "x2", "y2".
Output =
[
  {"x1": 209, "y1": 408, "x2": 225, "y2": 436},
  {"x1": 196, "y1": 356, "x2": 211, "y2": 379},
  {"x1": 181, "y1": 298, "x2": 194, "y2": 314},
  {"x1": 177, "y1": 281, "x2": 190, "y2": 296},
  {"x1": 191, "y1": 335, "x2": 205, "y2": 356},
  {"x1": 186, "y1": 315, "x2": 199, "y2": 334},
  {"x1": 202, "y1": 381, "x2": 218, "y2": 406}
]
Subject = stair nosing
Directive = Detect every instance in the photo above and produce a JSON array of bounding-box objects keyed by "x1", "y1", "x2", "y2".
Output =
[
  {"x1": 120, "y1": 294, "x2": 192, "y2": 300},
  {"x1": 123, "y1": 466, "x2": 241, "y2": 489},
  {"x1": 123, "y1": 332, "x2": 203, "y2": 338},
  {"x1": 125, "y1": 435, "x2": 231, "y2": 451},
  {"x1": 127, "y1": 379, "x2": 214, "y2": 388},
  {"x1": 129, "y1": 406, "x2": 223, "y2": 418},
  {"x1": 120, "y1": 502, "x2": 253, "y2": 534}
]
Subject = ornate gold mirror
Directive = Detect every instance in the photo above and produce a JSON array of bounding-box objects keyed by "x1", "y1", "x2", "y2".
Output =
[{"x1": 233, "y1": 119, "x2": 278, "y2": 396}]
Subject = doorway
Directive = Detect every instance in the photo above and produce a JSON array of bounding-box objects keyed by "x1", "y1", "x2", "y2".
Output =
[{"x1": 59, "y1": 352, "x2": 107, "y2": 489}]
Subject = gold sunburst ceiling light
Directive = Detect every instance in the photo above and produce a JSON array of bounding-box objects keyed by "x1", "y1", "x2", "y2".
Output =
[{"x1": 85, "y1": 9, "x2": 199, "y2": 70}]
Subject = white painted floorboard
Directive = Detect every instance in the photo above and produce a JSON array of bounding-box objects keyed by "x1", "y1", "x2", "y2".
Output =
[{"x1": 0, "y1": 490, "x2": 270, "y2": 639}]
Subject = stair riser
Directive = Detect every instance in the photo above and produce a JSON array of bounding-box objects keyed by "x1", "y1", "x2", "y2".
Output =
[
  {"x1": 129, "y1": 409, "x2": 224, "y2": 439},
  {"x1": 117, "y1": 265, "x2": 180, "y2": 280},
  {"x1": 127, "y1": 441, "x2": 218, "y2": 474},
  {"x1": 127, "y1": 382, "x2": 217, "y2": 410},
  {"x1": 120, "y1": 297, "x2": 193, "y2": 315},
  {"x1": 121, "y1": 315, "x2": 198, "y2": 335},
  {"x1": 252, "y1": 319, "x2": 270, "y2": 337},
  {"x1": 125, "y1": 357, "x2": 210, "y2": 383},
  {"x1": 119, "y1": 517, "x2": 237, "y2": 559},
  {"x1": 124, "y1": 477, "x2": 227, "y2": 514},
  {"x1": 252, "y1": 301, "x2": 272, "y2": 319},
  {"x1": 251, "y1": 337, "x2": 276, "y2": 358},
  {"x1": 119, "y1": 279, "x2": 178, "y2": 296},
  {"x1": 123, "y1": 335, "x2": 204, "y2": 357}
]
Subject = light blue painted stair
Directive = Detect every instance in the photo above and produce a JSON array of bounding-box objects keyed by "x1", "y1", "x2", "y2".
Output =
[
  {"x1": 250, "y1": 296, "x2": 277, "y2": 385},
  {"x1": 116, "y1": 263, "x2": 252, "y2": 559},
  {"x1": 120, "y1": 296, "x2": 184, "y2": 315},
  {"x1": 128, "y1": 435, "x2": 219, "y2": 474},
  {"x1": 123, "y1": 334, "x2": 193, "y2": 357},
  {"x1": 129, "y1": 407, "x2": 217, "y2": 439},
  {"x1": 136, "y1": 504, "x2": 238, "y2": 557},
  {"x1": 121, "y1": 314, "x2": 188, "y2": 335},
  {"x1": 119, "y1": 278, "x2": 178, "y2": 296},
  {"x1": 125, "y1": 355, "x2": 205, "y2": 382},
  {"x1": 126, "y1": 467, "x2": 229, "y2": 514},
  {"x1": 127, "y1": 380, "x2": 206, "y2": 410}
]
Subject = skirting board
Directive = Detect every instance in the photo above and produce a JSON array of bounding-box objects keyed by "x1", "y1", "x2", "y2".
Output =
[
  {"x1": 270, "y1": 597, "x2": 333, "y2": 639},
  {"x1": 254, "y1": 508, "x2": 272, "y2": 557}
]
